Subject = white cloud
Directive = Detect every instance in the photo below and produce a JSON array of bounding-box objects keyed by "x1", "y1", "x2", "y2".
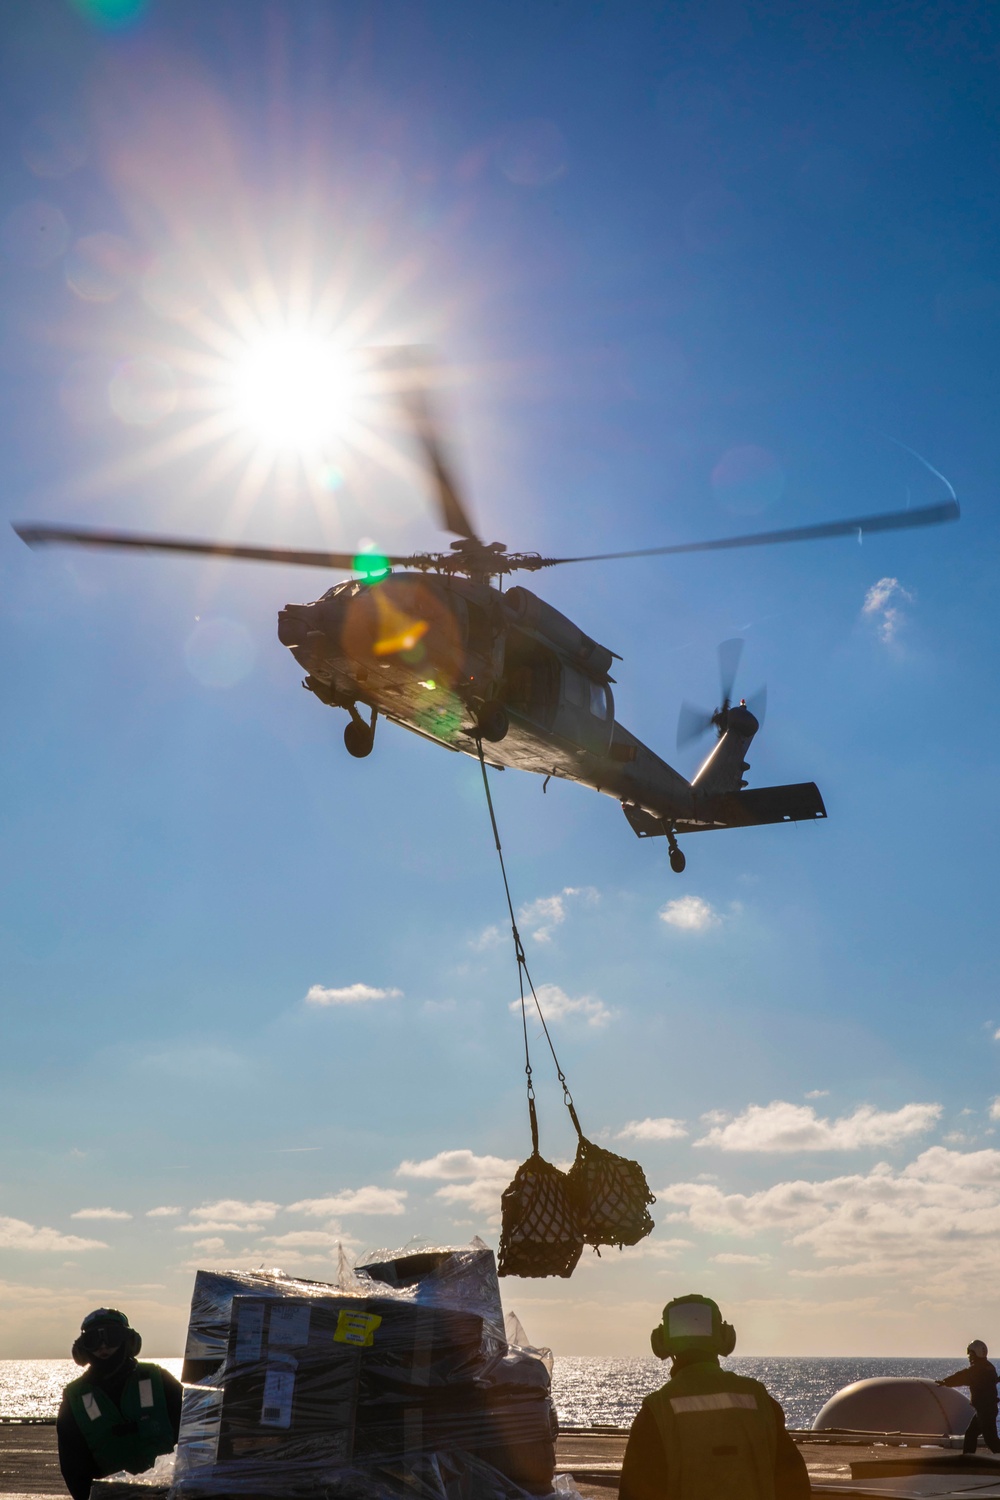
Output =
[
  {"x1": 71, "y1": 1208, "x2": 132, "y2": 1221},
  {"x1": 659, "y1": 895, "x2": 720, "y2": 932},
  {"x1": 617, "y1": 1117, "x2": 688, "y2": 1142},
  {"x1": 990, "y1": 1100, "x2": 1000, "y2": 1122},
  {"x1": 263, "y1": 1230, "x2": 343, "y2": 1249},
  {"x1": 146, "y1": 1206, "x2": 183, "y2": 1218},
  {"x1": 192, "y1": 1237, "x2": 226, "y2": 1252},
  {"x1": 470, "y1": 924, "x2": 503, "y2": 952},
  {"x1": 435, "y1": 1180, "x2": 509, "y2": 1217},
  {"x1": 862, "y1": 576, "x2": 914, "y2": 644},
  {"x1": 805, "y1": 1090, "x2": 830, "y2": 1099},
  {"x1": 695, "y1": 1100, "x2": 942, "y2": 1152},
  {"x1": 712, "y1": 1252, "x2": 770, "y2": 1265},
  {"x1": 178, "y1": 1199, "x2": 279, "y2": 1233},
  {"x1": 0, "y1": 1218, "x2": 106, "y2": 1252},
  {"x1": 517, "y1": 887, "x2": 599, "y2": 943},
  {"x1": 661, "y1": 1146, "x2": 1000, "y2": 1296},
  {"x1": 901, "y1": 1145, "x2": 1000, "y2": 1185},
  {"x1": 397, "y1": 1150, "x2": 518, "y2": 1180},
  {"x1": 305, "y1": 983, "x2": 402, "y2": 1006},
  {"x1": 615, "y1": 1237, "x2": 694, "y2": 1260},
  {"x1": 287, "y1": 1188, "x2": 407, "y2": 1217},
  {"x1": 510, "y1": 982, "x2": 611, "y2": 1028},
  {"x1": 396, "y1": 1148, "x2": 518, "y2": 1227}
]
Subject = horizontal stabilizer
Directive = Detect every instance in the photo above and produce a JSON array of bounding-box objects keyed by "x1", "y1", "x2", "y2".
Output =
[{"x1": 623, "y1": 783, "x2": 826, "y2": 839}]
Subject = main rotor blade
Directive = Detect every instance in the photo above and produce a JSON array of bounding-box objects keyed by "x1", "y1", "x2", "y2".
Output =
[
  {"x1": 376, "y1": 346, "x2": 480, "y2": 542},
  {"x1": 402, "y1": 384, "x2": 480, "y2": 542},
  {"x1": 12, "y1": 523, "x2": 402, "y2": 572},
  {"x1": 531, "y1": 498, "x2": 960, "y2": 567},
  {"x1": 718, "y1": 638, "x2": 743, "y2": 705}
]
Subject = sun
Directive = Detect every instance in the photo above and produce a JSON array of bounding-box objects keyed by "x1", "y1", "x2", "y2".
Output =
[{"x1": 227, "y1": 329, "x2": 362, "y2": 455}]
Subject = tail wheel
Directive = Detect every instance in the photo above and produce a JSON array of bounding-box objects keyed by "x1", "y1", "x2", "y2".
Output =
[
  {"x1": 669, "y1": 847, "x2": 686, "y2": 874},
  {"x1": 344, "y1": 720, "x2": 374, "y2": 758}
]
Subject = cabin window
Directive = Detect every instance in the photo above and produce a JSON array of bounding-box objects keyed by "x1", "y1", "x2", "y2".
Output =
[
  {"x1": 466, "y1": 602, "x2": 492, "y2": 658},
  {"x1": 500, "y1": 629, "x2": 559, "y2": 727},
  {"x1": 589, "y1": 681, "x2": 610, "y2": 719},
  {"x1": 564, "y1": 668, "x2": 588, "y2": 709}
]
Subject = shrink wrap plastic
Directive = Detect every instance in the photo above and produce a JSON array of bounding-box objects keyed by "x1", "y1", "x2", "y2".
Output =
[{"x1": 168, "y1": 1245, "x2": 556, "y2": 1500}]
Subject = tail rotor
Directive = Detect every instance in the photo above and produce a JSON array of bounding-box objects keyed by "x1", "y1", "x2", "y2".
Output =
[{"x1": 676, "y1": 638, "x2": 766, "y2": 751}]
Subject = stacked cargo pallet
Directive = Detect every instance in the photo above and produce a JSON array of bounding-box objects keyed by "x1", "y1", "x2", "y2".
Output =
[{"x1": 93, "y1": 1245, "x2": 557, "y2": 1500}]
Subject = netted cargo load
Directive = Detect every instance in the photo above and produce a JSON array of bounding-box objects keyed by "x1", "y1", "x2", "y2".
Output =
[
  {"x1": 496, "y1": 1148, "x2": 583, "y2": 1280},
  {"x1": 566, "y1": 1135, "x2": 655, "y2": 1249},
  {"x1": 171, "y1": 1250, "x2": 556, "y2": 1500}
]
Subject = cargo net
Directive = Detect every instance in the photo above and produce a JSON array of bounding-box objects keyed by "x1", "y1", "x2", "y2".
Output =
[
  {"x1": 475, "y1": 742, "x2": 655, "y2": 1277},
  {"x1": 567, "y1": 1135, "x2": 655, "y2": 1250},
  {"x1": 497, "y1": 1109, "x2": 583, "y2": 1279}
]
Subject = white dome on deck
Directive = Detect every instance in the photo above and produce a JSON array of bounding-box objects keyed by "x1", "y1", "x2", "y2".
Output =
[{"x1": 813, "y1": 1378, "x2": 973, "y2": 1437}]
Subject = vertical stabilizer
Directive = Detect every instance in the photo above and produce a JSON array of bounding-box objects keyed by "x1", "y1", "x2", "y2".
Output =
[{"x1": 691, "y1": 704, "x2": 759, "y2": 795}]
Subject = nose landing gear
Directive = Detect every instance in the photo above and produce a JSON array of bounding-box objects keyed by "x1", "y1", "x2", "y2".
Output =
[{"x1": 344, "y1": 705, "x2": 377, "y2": 758}]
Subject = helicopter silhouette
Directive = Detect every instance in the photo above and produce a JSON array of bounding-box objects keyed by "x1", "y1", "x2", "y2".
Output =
[{"x1": 13, "y1": 355, "x2": 959, "y2": 875}]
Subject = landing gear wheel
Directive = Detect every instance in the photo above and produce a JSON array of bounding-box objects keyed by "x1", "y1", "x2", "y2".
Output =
[
  {"x1": 344, "y1": 721, "x2": 374, "y2": 758},
  {"x1": 476, "y1": 701, "x2": 509, "y2": 743},
  {"x1": 669, "y1": 847, "x2": 686, "y2": 874}
]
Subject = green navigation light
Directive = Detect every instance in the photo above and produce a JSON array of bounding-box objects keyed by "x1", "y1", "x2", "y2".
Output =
[{"x1": 353, "y1": 552, "x2": 391, "y2": 583}]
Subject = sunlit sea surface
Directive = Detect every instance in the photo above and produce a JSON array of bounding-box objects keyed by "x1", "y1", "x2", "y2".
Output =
[
  {"x1": 553, "y1": 1357, "x2": 960, "y2": 1430},
  {"x1": 0, "y1": 1357, "x2": 958, "y2": 1430},
  {"x1": 0, "y1": 1361, "x2": 184, "y2": 1420}
]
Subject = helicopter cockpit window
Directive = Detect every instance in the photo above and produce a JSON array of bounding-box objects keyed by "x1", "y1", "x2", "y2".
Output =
[
  {"x1": 321, "y1": 580, "x2": 363, "y2": 602},
  {"x1": 589, "y1": 681, "x2": 610, "y2": 720}
]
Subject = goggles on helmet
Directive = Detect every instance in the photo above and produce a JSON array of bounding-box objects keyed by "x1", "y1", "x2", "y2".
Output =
[{"x1": 81, "y1": 1322, "x2": 128, "y2": 1353}]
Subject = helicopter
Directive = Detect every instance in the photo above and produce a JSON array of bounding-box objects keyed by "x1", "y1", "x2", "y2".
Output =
[{"x1": 13, "y1": 360, "x2": 959, "y2": 875}]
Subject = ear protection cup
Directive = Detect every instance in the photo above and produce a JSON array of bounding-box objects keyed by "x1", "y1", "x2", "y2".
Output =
[
  {"x1": 128, "y1": 1328, "x2": 142, "y2": 1357},
  {"x1": 719, "y1": 1321, "x2": 736, "y2": 1357},
  {"x1": 71, "y1": 1337, "x2": 90, "y2": 1367},
  {"x1": 650, "y1": 1325, "x2": 668, "y2": 1360}
]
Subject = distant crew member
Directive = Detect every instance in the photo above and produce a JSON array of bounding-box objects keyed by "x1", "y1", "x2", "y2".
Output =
[
  {"x1": 938, "y1": 1340, "x2": 1000, "y2": 1455},
  {"x1": 57, "y1": 1308, "x2": 183, "y2": 1500},
  {"x1": 620, "y1": 1294, "x2": 809, "y2": 1500}
]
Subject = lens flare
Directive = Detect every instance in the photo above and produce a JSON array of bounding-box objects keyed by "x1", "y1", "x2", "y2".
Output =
[{"x1": 353, "y1": 551, "x2": 391, "y2": 582}]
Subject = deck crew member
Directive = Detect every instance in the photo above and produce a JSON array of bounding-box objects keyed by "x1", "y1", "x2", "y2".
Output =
[
  {"x1": 57, "y1": 1308, "x2": 183, "y2": 1500},
  {"x1": 620, "y1": 1294, "x2": 809, "y2": 1500},
  {"x1": 938, "y1": 1340, "x2": 1000, "y2": 1455}
]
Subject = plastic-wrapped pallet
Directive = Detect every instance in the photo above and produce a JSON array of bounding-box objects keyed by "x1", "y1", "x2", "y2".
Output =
[
  {"x1": 357, "y1": 1239, "x2": 505, "y2": 1355},
  {"x1": 171, "y1": 1246, "x2": 556, "y2": 1500}
]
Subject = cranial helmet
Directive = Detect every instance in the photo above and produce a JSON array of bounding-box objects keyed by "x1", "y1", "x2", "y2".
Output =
[
  {"x1": 969, "y1": 1340, "x2": 989, "y2": 1359},
  {"x1": 72, "y1": 1308, "x2": 141, "y2": 1366},
  {"x1": 650, "y1": 1294, "x2": 736, "y2": 1360}
]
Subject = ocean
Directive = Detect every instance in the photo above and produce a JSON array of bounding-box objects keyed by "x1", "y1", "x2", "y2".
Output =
[{"x1": 0, "y1": 1356, "x2": 960, "y2": 1431}]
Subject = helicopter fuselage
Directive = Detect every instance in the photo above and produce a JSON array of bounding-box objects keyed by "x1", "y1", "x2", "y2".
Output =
[{"x1": 277, "y1": 572, "x2": 826, "y2": 853}]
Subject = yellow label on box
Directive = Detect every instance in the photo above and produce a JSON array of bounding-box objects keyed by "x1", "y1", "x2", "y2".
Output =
[{"x1": 333, "y1": 1310, "x2": 383, "y2": 1347}]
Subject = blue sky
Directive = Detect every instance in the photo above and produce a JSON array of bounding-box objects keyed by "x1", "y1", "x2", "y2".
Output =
[{"x1": 1, "y1": 0, "x2": 998, "y2": 1359}]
